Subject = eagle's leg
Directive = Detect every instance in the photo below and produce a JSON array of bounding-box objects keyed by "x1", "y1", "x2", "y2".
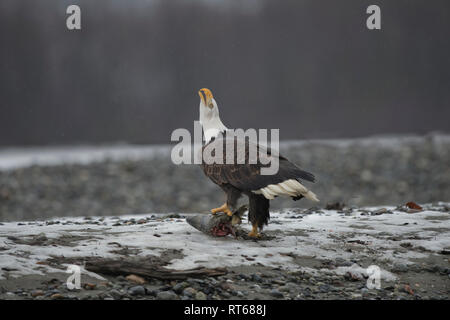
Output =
[
  {"x1": 247, "y1": 193, "x2": 269, "y2": 238},
  {"x1": 248, "y1": 223, "x2": 261, "y2": 238},
  {"x1": 210, "y1": 203, "x2": 233, "y2": 216},
  {"x1": 211, "y1": 186, "x2": 242, "y2": 217}
]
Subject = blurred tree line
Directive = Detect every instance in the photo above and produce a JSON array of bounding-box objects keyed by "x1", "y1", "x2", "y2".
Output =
[{"x1": 1, "y1": 0, "x2": 449, "y2": 146}]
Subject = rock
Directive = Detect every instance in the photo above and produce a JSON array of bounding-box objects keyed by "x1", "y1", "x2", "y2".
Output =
[
  {"x1": 45, "y1": 289, "x2": 60, "y2": 297},
  {"x1": 34, "y1": 233, "x2": 48, "y2": 242},
  {"x1": 271, "y1": 279, "x2": 286, "y2": 285},
  {"x1": 344, "y1": 271, "x2": 363, "y2": 281},
  {"x1": 392, "y1": 263, "x2": 409, "y2": 273},
  {"x1": 220, "y1": 282, "x2": 234, "y2": 292},
  {"x1": 195, "y1": 292, "x2": 207, "y2": 300},
  {"x1": 361, "y1": 288, "x2": 369, "y2": 296},
  {"x1": 116, "y1": 276, "x2": 126, "y2": 282},
  {"x1": 238, "y1": 273, "x2": 249, "y2": 280},
  {"x1": 278, "y1": 285, "x2": 291, "y2": 292},
  {"x1": 437, "y1": 266, "x2": 449, "y2": 275},
  {"x1": 125, "y1": 274, "x2": 146, "y2": 285},
  {"x1": 269, "y1": 289, "x2": 284, "y2": 298},
  {"x1": 319, "y1": 284, "x2": 330, "y2": 293},
  {"x1": 156, "y1": 290, "x2": 179, "y2": 300},
  {"x1": 301, "y1": 288, "x2": 312, "y2": 297},
  {"x1": 83, "y1": 283, "x2": 96, "y2": 290},
  {"x1": 372, "y1": 208, "x2": 388, "y2": 215},
  {"x1": 334, "y1": 258, "x2": 352, "y2": 267},
  {"x1": 402, "y1": 284, "x2": 414, "y2": 295},
  {"x1": 50, "y1": 293, "x2": 64, "y2": 300},
  {"x1": 182, "y1": 287, "x2": 197, "y2": 298},
  {"x1": 162, "y1": 214, "x2": 181, "y2": 219},
  {"x1": 109, "y1": 289, "x2": 123, "y2": 299},
  {"x1": 31, "y1": 290, "x2": 45, "y2": 297},
  {"x1": 251, "y1": 274, "x2": 262, "y2": 282},
  {"x1": 173, "y1": 282, "x2": 189, "y2": 293},
  {"x1": 128, "y1": 285, "x2": 146, "y2": 296},
  {"x1": 250, "y1": 284, "x2": 261, "y2": 290}
]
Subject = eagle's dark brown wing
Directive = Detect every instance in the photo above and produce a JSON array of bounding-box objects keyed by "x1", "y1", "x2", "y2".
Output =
[{"x1": 201, "y1": 136, "x2": 315, "y2": 192}]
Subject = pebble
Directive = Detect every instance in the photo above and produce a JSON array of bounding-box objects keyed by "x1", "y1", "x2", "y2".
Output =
[
  {"x1": 109, "y1": 289, "x2": 123, "y2": 299},
  {"x1": 270, "y1": 289, "x2": 284, "y2": 298},
  {"x1": 128, "y1": 286, "x2": 146, "y2": 296},
  {"x1": 125, "y1": 274, "x2": 146, "y2": 285},
  {"x1": 319, "y1": 284, "x2": 330, "y2": 293},
  {"x1": 83, "y1": 283, "x2": 96, "y2": 290},
  {"x1": 31, "y1": 290, "x2": 45, "y2": 297},
  {"x1": 50, "y1": 293, "x2": 64, "y2": 300},
  {"x1": 238, "y1": 274, "x2": 249, "y2": 280},
  {"x1": 334, "y1": 258, "x2": 352, "y2": 267},
  {"x1": 182, "y1": 287, "x2": 197, "y2": 298},
  {"x1": 156, "y1": 290, "x2": 179, "y2": 300},
  {"x1": 372, "y1": 208, "x2": 388, "y2": 215},
  {"x1": 195, "y1": 292, "x2": 207, "y2": 300},
  {"x1": 278, "y1": 285, "x2": 291, "y2": 292},
  {"x1": 251, "y1": 274, "x2": 262, "y2": 282},
  {"x1": 392, "y1": 263, "x2": 409, "y2": 273}
]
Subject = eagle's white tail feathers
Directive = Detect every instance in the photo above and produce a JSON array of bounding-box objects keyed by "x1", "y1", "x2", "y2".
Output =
[
  {"x1": 259, "y1": 188, "x2": 275, "y2": 200},
  {"x1": 253, "y1": 179, "x2": 319, "y2": 202},
  {"x1": 268, "y1": 184, "x2": 297, "y2": 197}
]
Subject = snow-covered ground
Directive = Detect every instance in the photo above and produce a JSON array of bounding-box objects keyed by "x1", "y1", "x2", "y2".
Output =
[{"x1": 1, "y1": 204, "x2": 448, "y2": 284}]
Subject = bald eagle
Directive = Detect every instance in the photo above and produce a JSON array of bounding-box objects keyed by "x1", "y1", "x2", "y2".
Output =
[{"x1": 198, "y1": 88, "x2": 319, "y2": 238}]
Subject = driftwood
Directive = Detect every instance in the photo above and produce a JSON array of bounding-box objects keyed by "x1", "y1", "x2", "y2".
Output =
[{"x1": 84, "y1": 257, "x2": 227, "y2": 280}]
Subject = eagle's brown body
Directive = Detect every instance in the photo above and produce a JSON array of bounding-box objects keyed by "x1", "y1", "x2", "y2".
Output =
[{"x1": 201, "y1": 135, "x2": 316, "y2": 231}]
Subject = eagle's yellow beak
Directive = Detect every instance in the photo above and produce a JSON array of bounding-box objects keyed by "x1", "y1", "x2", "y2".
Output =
[{"x1": 198, "y1": 88, "x2": 214, "y2": 109}]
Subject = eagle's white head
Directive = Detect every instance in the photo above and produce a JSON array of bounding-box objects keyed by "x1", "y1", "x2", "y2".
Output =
[{"x1": 198, "y1": 88, "x2": 228, "y2": 142}]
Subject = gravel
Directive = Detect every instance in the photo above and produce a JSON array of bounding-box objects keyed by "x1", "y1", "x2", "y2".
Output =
[{"x1": 1, "y1": 134, "x2": 450, "y2": 221}]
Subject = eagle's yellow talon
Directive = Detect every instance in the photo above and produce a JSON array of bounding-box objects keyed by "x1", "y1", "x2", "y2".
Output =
[
  {"x1": 210, "y1": 203, "x2": 232, "y2": 216},
  {"x1": 248, "y1": 225, "x2": 261, "y2": 238},
  {"x1": 248, "y1": 231, "x2": 261, "y2": 238}
]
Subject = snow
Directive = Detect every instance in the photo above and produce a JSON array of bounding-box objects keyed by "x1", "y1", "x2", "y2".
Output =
[
  {"x1": 1, "y1": 205, "x2": 449, "y2": 282},
  {"x1": 1, "y1": 133, "x2": 448, "y2": 171},
  {"x1": 0, "y1": 145, "x2": 170, "y2": 171}
]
